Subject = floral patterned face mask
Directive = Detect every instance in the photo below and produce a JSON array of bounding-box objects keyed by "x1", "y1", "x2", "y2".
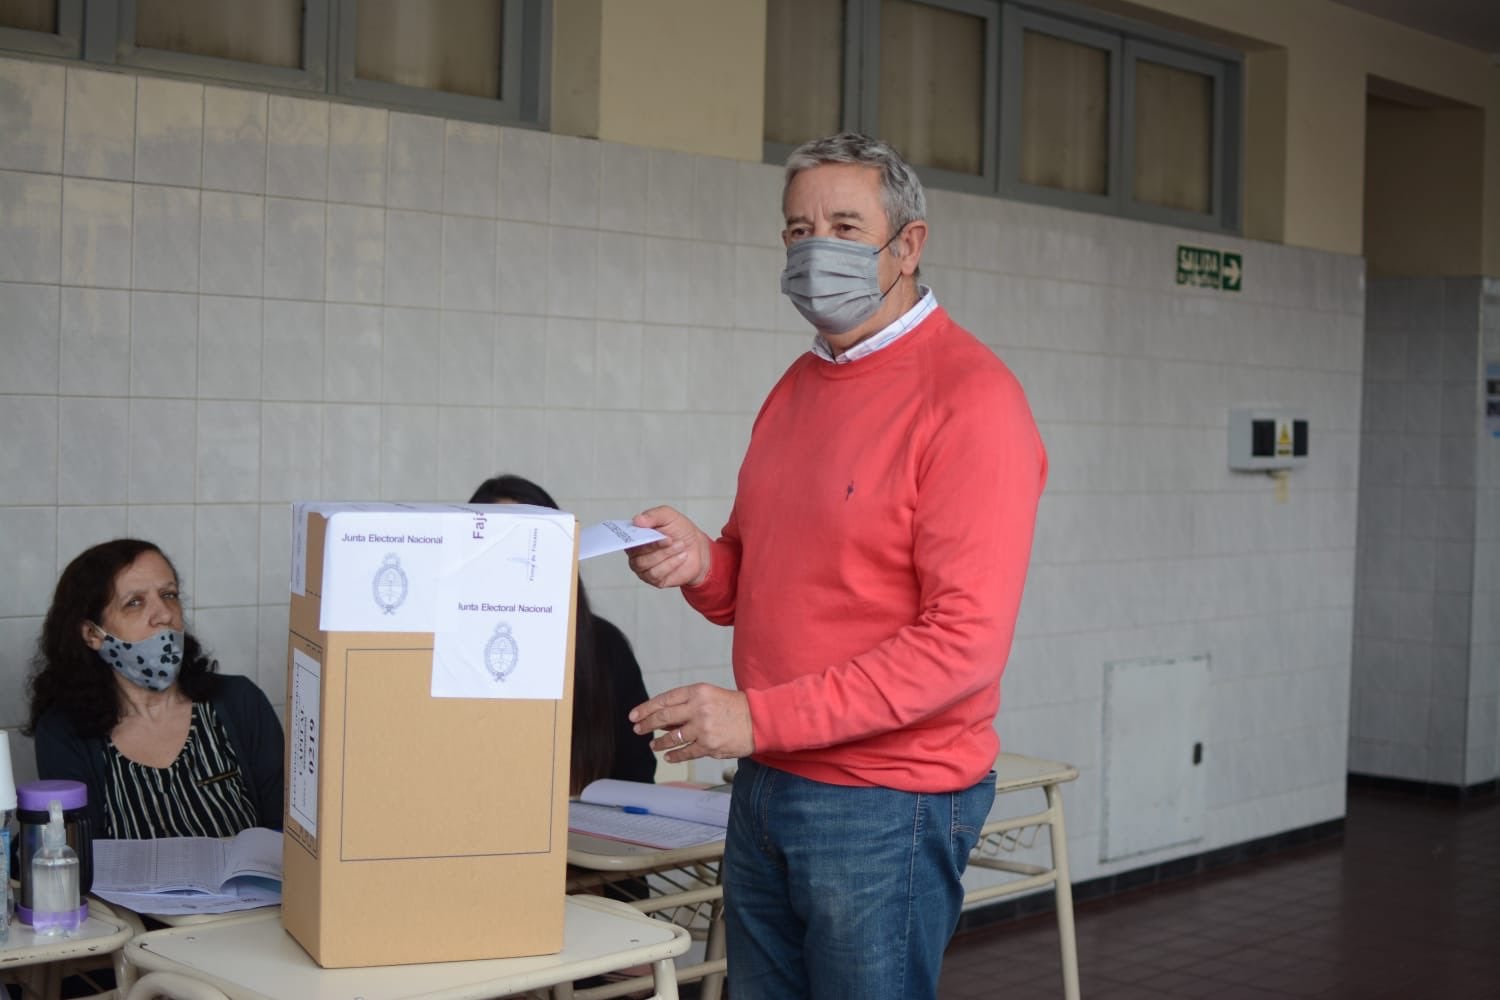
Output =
[{"x1": 89, "y1": 624, "x2": 186, "y2": 692}]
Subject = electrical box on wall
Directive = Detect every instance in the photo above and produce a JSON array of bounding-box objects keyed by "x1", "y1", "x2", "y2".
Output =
[{"x1": 1229, "y1": 409, "x2": 1308, "y2": 471}]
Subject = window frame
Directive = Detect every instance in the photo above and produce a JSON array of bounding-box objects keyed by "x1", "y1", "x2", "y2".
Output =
[
  {"x1": 0, "y1": 0, "x2": 551, "y2": 130},
  {"x1": 107, "y1": 0, "x2": 328, "y2": 92},
  {"x1": 998, "y1": 3, "x2": 1121, "y2": 215},
  {"x1": 763, "y1": 0, "x2": 999, "y2": 195},
  {"x1": 0, "y1": 0, "x2": 82, "y2": 58},
  {"x1": 761, "y1": 0, "x2": 1244, "y2": 236},
  {"x1": 332, "y1": 0, "x2": 548, "y2": 126},
  {"x1": 762, "y1": 0, "x2": 866, "y2": 168},
  {"x1": 865, "y1": 0, "x2": 1000, "y2": 195},
  {"x1": 1120, "y1": 37, "x2": 1228, "y2": 230}
]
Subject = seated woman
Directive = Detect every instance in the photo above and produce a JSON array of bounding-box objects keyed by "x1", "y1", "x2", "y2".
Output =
[
  {"x1": 470, "y1": 474, "x2": 656, "y2": 791},
  {"x1": 25, "y1": 538, "x2": 283, "y2": 839}
]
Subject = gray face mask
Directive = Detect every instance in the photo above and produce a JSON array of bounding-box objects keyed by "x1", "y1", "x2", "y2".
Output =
[
  {"x1": 780, "y1": 232, "x2": 903, "y2": 334},
  {"x1": 90, "y1": 625, "x2": 186, "y2": 692}
]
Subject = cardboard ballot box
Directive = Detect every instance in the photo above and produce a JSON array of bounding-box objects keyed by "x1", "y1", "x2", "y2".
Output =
[{"x1": 282, "y1": 502, "x2": 577, "y2": 968}]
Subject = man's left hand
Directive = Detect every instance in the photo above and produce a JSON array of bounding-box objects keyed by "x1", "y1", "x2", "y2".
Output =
[{"x1": 630, "y1": 684, "x2": 754, "y2": 763}]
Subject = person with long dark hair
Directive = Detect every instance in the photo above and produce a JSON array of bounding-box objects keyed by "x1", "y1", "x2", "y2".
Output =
[
  {"x1": 25, "y1": 539, "x2": 283, "y2": 839},
  {"x1": 469, "y1": 474, "x2": 656, "y2": 793}
]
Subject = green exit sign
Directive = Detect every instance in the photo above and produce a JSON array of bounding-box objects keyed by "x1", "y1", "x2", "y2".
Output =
[{"x1": 1176, "y1": 244, "x2": 1242, "y2": 292}]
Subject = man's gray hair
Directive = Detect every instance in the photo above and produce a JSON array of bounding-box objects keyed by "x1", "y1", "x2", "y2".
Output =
[{"x1": 784, "y1": 133, "x2": 927, "y2": 236}]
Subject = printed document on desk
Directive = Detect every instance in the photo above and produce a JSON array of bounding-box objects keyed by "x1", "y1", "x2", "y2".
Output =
[
  {"x1": 580, "y1": 779, "x2": 731, "y2": 828},
  {"x1": 570, "y1": 779, "x2": 730, "y2": 848},
  {"x1": 568, "y1": 802, "x2": 724, "y2": 850},
  {"x1": 92, "y1": 827, "x2": 282, "y2": 915}
]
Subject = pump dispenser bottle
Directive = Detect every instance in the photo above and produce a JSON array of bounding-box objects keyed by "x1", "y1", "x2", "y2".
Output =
[{"x1": 30, "y1": 800, "x2": 80, "y2": 937}]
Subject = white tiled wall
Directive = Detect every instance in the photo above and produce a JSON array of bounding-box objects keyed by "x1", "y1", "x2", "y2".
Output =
[
  {"x1": 0, "y1": 55, "x2": 1365, "y2": 882},
  {"x1": 1470, "y1": 280, "x2": 1500, "y2": 784},
  {"x1": 1353, "y1": 276, "x2": 1498, "y2": 788}
]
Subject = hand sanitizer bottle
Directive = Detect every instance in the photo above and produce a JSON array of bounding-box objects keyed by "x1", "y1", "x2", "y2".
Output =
[{"x1": 31, "y1": 800, "x2": 80, "y2": 937}]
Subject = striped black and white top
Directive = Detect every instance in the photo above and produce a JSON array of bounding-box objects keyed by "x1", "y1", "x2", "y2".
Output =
[{"x1": 102, "y1": 702, "x2": 260, "y2": 839}]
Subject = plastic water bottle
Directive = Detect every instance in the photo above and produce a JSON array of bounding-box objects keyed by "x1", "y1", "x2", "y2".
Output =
[
  {"x1": 0, "y1": 809, "x2": 12, "y2": 945},
  {"x1": 30, "y1": 800, "x2": 80, "y2": 937},
  {"x1": 0, "y1": 729, "x2": 16, "y2": 945}
]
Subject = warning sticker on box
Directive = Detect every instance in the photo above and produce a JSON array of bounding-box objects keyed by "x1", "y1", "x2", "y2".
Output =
[{"x1": 290, "y1": 648, "x2": 321, "y2": 839}]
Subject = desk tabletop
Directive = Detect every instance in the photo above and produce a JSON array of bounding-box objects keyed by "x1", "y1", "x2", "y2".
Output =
[
  {"x1": 563, "y1": 753, "x2": 1075, "y2": 870},
  {"x1": 567, "y1": 831, "x2": 725, "y2": 872},
  {"x1": 0, "y1": 902, "x2": 133, "y2": 972},
  {"x1": 126, "y1": 894, "x2": 689, "y2": 1000},
  {"x1": 994, "y1": 752, "x2": 1079, "y2": 792}
]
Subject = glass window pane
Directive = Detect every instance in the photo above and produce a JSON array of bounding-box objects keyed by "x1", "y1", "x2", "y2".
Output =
[
  {"x1": 764, "y1": 0, "x2": 843, "y2": 147},
  {"x1": 136, "y1": 0, "x2": 302, "y2": 69},
  {"x1": 878, "y1": 0, "x2": 984, "y2": 175},
  {"x1": 1133, "y1": 59, "x2": 1213, "y2": 214},
  {"x1": 355, "y1": 0, "x2": 504, "y2": 100},
  {"x1": 1019, "y1": 29, "x2": 1109, "y2": 195},
  {"x1": 0, "y1": 0, "x2": 55, "y2": 33}
]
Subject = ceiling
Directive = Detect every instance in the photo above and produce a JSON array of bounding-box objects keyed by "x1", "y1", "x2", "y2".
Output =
[{"x1": 1328, "y1": 0, "x2": 1500, "y2": 56}]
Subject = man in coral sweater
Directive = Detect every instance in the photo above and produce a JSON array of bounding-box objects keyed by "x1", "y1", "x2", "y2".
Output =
[{"x1": 627, "y1": 133, "x2": 1046, "y2": 1000}]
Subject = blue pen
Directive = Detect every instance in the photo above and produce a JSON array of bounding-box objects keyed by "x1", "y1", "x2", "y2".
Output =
[{"x1": 622, "y1": 805, "x2": 651, "y2": 815}]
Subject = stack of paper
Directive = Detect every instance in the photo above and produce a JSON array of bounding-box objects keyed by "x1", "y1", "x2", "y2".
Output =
[
  {"x1": 568, "y1": 780, "x2": 730, "y2": 850},
  {"x1": 92, "y1": 827, "x2": 282, "y2": 916}
]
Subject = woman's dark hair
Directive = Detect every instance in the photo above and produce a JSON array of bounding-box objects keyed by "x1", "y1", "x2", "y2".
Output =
[
  {"x1": 25, "y1": 538, "x2": 220, "y2": 739},
  {"x1": 469, "y1": 474, "x2": 562, "y2": 511},
  {"x1": 470, "y1": 475, "x2": 616, "y2": 793}
]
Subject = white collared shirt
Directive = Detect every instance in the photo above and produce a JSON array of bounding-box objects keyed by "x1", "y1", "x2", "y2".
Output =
[{"x1": 811, "y1": 285, "x2": 938, "y2": 364}]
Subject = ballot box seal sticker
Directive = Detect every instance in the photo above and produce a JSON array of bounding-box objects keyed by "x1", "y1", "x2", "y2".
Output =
[
  {"x1": 432, "y1": 515, "x2": 573, "y2": 700},
  {"x1": 484, "y1": 622, "x2": 520, "y2": 682},
  {"x1": 372, "y1": 553, "x2": 408, "y2": 615}
]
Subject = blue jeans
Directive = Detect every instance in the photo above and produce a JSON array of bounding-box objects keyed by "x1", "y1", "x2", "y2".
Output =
[{"x1": 723, "y1": 758, "x2": 996, "y2": 1000}]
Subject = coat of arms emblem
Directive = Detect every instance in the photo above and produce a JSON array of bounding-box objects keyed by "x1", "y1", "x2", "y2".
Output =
[
  {"x1": 372, "y1": 553, "x2": 408, "y2": 615},
  {"x1": 485, "y1": 622, "x2": 520, "y2": 682}
]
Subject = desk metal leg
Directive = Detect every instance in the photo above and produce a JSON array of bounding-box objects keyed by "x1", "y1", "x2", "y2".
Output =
[
  {"x1": 650, "y1": 957, "x2": 679, "y2": 1000},
  {"x1": 698, "y1": 894, "x2": 726, "y2": 1000},
  {"x1": 108, "y1": 903, "x2": 148, "y2": 994},
  {"x1": 1046, "y1": 782, "x2": 1081, "y2": 1000},
  {"x1": 42, "y1": 962, "x2": 61, "y2": 1000},
  {"x1": 12, "y1": 962, "x2": 62, "y2": 1000},
  {"x1": 125, "y1": 970, "x2": 233, "y2": 1000}
]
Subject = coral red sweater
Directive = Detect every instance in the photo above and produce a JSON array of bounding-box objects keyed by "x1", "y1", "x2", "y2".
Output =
[{"x1": 684, "y1": 307, "x2": 1046, "y2": 792}]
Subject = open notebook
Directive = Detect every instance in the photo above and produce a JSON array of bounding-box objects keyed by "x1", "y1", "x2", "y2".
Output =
[{"x1": 92, "y1": 827, "x2": 282, "y2": 915}]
